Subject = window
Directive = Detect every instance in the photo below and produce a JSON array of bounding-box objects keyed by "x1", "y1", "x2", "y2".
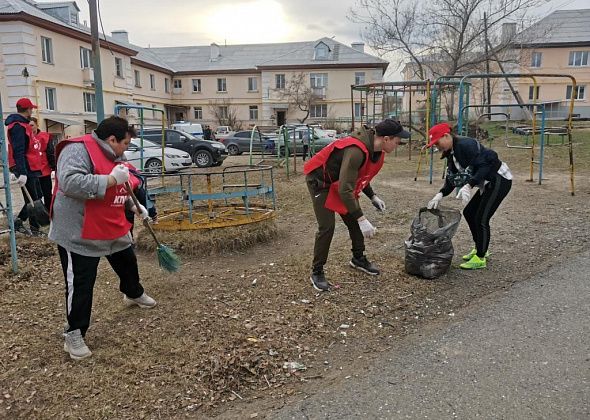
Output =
[
  {"x1": 41, "y1": 37, "x2": 53, "y2": 64},
  {"x1": 568, "y1": 51, "x2": 589, "y2": 66},
  {"x1": 530, "y1": 52, "x2": 542, "y2": 68},
  {"x1": 354, "y1": 103, "x2": 365, "y2": 118},
  {"x1": 355, "y1": 72, "x2": 365, "y2": 85},
  {"x1": 70, "y1": 11, "x2": 78, "y2": 25},
  {"x1": 314, "y1": 42, "x2": 330, "y2": 60},
  {"x1": 310, "y1": 104, "x2": 328, "y2": 118},
  {"x1": 217, "y1": 78, "x2": 227, "y2": 92},
  {"x1": 249, "y1": 105, "x2": 259, "y2": 120},
  {"x1": 275, "y1": 74, "x2": 285, "y2": 89},
  {"x1": 566, "y1": 85, "x2": 586, "y2": 100},
  {"x1": 165, "y1": 78, "x2": 170, "y2": 93},
  {"x1": 310, "y1": 73, "x2": 328, "y2": 88},
  {"x1": 150, "y1": 74, "x2": 155, "y2": 90},
  {"x1": 83, "y1": 92, "x2": 96, "y2": 112},
  {"x1": 45, "y1": 87, "x2": 56, "y2": 111},
  {"x1": 134, "y1": 70, "x2": 141, "y2": 87},
  {"x1": 194, "y1": 106, "x2": 203, "y2": 119},
  {"x1": 173, "y1": 79, "x2": 182, "y2": 89},
  {"x1": 528, "y1": 86, "x2": 540, "y2": 100},
  {"x1": 248, "y1": 77, "x2": 258, "y2": 92},
  {"x1": 219, "y1": 106, "x2": 228, "y2": 119},
  {"x1": 192, "y1": 79, "x2": 201, "y2": 92},
  {"x1": 115, "y1": 57, "x2": 123, "y2": 77},
  {"x1": 80, "y1": 47, "x2": 92, "y2": 69}
]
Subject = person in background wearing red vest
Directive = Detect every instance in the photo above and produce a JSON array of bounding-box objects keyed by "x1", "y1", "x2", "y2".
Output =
[
  {"x1": 303, "y1": 119, "x2": 410, "y2": 291},
  {"x1": 29, "y1": 117, "x2": 56, "y2": 212},
  {"x1": 4, "y1": 98, "x2": 44, "y2": 236},
  {"x1": 49, "y1": 116, "x2": 156, "y2": 360}
]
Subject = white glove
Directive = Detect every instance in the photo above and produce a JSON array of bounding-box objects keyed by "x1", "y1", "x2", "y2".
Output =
[
  {"x1": 371, "y1": 195, "x2": 386, "y2": 212},
  {"x1": 427, "y1": 192, "x2": 443, "y2": 209},
  {"x1": 17, "y1": 175, "x2": 27, "y2": 188},
  {"x1": 358, "y1": 217, "x2": 377, "y2": 238},
  {"x1": 131, "y1": 203, "x2": 149, "y2": 220},
  {"x1": 456, "y1": 185, "x2": 472, "y2": 205},
  {"x1": 109, "y1": 164, "x2": 129, "y2": 185}
]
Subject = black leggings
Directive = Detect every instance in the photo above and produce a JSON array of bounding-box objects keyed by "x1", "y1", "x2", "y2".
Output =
[{"x1": 463, "y1": 174, "x2": 512, "y2": 258}]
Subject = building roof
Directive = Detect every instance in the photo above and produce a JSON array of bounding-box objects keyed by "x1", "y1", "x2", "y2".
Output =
[
  {"x1": 146, "y1": 38, "x2": 388, "y2": 73},
  {"x1": 516, "y1": 9, "x2": 590, "y2": 46},
  {"x1": 36, "y1": 1, "x2": 80, "y2": 11}
]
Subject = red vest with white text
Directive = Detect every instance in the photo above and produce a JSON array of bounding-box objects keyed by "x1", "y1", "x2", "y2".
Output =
[
  {"x1": 54, "y1": 134, "x2": 140, "y2": 240},
  {"x1": 303, "y1": 137, "x2": 385, "y2": 215},
  {"x1": 35, "y1": 131, "x2": 52, "y2": 177}
]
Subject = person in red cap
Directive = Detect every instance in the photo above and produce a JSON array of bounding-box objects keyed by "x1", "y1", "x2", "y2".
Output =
[
  {"x1": 304, "y1": 119, "x2": 409, "y2": 291},
  {"x1": 425, "y1": 122, "x2": 512, "y2": 270},
  {"x1": 4, "y1": 98, "x2": 44, "y2": 235},
  {"x1": 30, "y1": 117, "x2": 56, "y2": 212}
]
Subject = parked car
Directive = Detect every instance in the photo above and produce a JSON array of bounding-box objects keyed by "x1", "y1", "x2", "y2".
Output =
[
  {"x1": 219, "y1": 130, "x2": 274, "y2": 155},
  {"x1": 140, "y1": 128, "x2": 227, "y2": 167},
  {"x1": 125, "y1": 138, "x2": 192, "y2": 173},
  {"x1": 171, "y1": 122, "x2": 204, "y2": 139},
  {"x1": 214, "y1": 125, "x2": 233, "y2": 139},
  {"x1": 276, "y1": 127, "x2": 335, "y2": 156}
]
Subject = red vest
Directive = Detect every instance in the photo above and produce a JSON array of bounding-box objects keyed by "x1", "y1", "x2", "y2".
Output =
[
  {"x1": 35, "y1": 131, "x2": 52, "y2": 177},
  {"x1": 54, "y1": 134, "x2": 140, "y2": 240},
  {"x1": 304, "y1": 137, "x2": 385, "y2": 215},
  {"x1": 6, "y1": 121, "x2": 44, "y2": 172}
]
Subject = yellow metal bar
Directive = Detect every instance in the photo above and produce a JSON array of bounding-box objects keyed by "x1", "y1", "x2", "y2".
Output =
[{"x1": 529, "y1": 76, "x2": 538, "y2": 182}]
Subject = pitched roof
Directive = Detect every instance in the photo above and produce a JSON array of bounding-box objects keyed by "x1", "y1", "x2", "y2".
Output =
[
  {"x1": 516, "y1": 9, "x2": 590, "y2": 46},
  {"x1": 146, "y1": 38, "x2": 388, "y2": 73}
]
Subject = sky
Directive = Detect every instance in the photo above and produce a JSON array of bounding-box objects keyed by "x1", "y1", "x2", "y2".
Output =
[{"x1": 37, "y1": 0, "x2": 590, "y2": 79}]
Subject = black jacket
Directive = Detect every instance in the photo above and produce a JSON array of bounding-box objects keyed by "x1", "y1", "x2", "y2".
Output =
[
  {"x1": 4, "y1": 113, "x2": 40, "y2": 177},
  {"x1": 440, "y1": 136, "x2": 502, "y2": 196}
]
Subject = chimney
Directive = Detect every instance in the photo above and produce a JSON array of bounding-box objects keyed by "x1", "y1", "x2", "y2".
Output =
[
  {"x1": 351, "y1": 42, "x2": 365, "y2": 53},
  {"x1": 501, "y1": 23, "x2": 517, "y2": 44},
  {"x1": 111, "y1": 30, "x2": 129, "y2": 44},
  {"x1": 210, "y1": 43, "x2": 221, "y2": 61}
]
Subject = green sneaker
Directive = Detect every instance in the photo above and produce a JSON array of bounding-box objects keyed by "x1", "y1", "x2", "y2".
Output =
[
  {"x1": 460, "y1": 255, "x2": 487, "y2": 270},
  {"x1": 462, "y1": 248, "x2": 490, "y2": 261}
]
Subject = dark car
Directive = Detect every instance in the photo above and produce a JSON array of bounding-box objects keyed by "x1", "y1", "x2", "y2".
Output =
[
  {"x1": 219, "y1": 130, "x2": 274, "y2": 155},
  {"x1": 141, "y1": 129, "x2": 227, "y2": 167}
]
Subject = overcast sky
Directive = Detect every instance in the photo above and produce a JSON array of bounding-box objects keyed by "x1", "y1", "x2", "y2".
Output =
[{"x1": 36, "y1": 0, "x2": 590, "y2": 78}]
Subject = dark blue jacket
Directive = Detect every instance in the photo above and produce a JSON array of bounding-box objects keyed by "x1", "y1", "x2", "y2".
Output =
[
  {"x1": 440, "y1": 136, "x2": 502, "y2": 196},
  {"x1": 4, "y1": 113, "x2": 39, "y2": 177}
]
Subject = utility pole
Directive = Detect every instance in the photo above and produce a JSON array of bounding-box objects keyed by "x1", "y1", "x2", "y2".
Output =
[
  {"x1": 484, "y1": 12, "x2": 492, "y2": 119},
  {"x1": 88, "y1": 0, "x2": 105, "y2": 122}
]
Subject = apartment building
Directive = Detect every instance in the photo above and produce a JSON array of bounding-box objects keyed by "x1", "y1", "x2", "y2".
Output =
[
  {"x1": 0, "y1": 0, "x2": 388, "y2": 140},
  {"x1": 513, "y1": 9, "x2": 590, "y2": 119}
]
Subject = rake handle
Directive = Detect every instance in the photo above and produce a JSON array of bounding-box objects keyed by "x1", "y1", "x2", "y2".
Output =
[
  {"x1": 21, "y1": 185, "x2": 35, "y2": 204},
  {"x1": 125, "y1": 182, "x2": 161, "y2": 247}
]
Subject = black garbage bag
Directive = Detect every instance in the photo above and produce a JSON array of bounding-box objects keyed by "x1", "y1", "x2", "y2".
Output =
[{"x1": 405, "y1": 207, "x2": 462, "y2": 279}]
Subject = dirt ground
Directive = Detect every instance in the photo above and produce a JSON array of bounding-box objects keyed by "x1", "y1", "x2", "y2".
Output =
[{"x1": 0, "y1": 137, "x2": 589, "y2": 419}]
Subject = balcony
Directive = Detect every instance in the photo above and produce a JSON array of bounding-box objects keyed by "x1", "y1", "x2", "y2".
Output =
[
  {"x1": 82, "y1": 67, "x2": 94, "y2": 86},
  {"x1": 312, "y1": 87, "x2": 326, "y2": 99}
]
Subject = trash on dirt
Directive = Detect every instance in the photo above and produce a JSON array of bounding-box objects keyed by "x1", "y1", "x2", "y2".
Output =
[
  {"x1": 251, "y1": 278, "x2": 257, "y2": 286},
  {"x1": 282, "y1": 361, "x2": 306, "y2": 371},
  {"x1": 268, "y1": 349, "x2": 279, "y2": 356},
  {"x1": 339, "y1": 324, "x2": 350, "y2": 329},
  {"x1": 301, "y1": 299, "x2": 311, "y2": 304},
  {"x1": 404, "y1": 207, "x2": 461, "y2": 279}
]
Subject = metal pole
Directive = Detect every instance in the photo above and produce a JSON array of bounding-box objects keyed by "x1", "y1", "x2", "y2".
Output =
[
  {"x1": 350, "y1": 85, "x2": 355, "y2": 131},
  {"x1": 0, "y1": 96, "x2": 18, "y2": 273},
  {"x1": 484, "y1": 12, "x2": 491, "y2": 119},
  {"x1": 88, "y1": 0, "x2": 105, "y2": 122},
  {"x1": 139, "y1": 108, "x2": 145, "y2": 170},
  {"x1": 408, "y1": 85, "x2": 412, "y2": 160},
  {"x1": 538, "y1": 104, "x2": 546, "y2": 185}
]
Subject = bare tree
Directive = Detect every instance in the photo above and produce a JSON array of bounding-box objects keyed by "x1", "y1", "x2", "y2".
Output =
[
  {"x1": 280, "y1": 72, "x2": 323, "y2": 124},
  {"x1": 207, "y1": 99, "x2": 242, "y2": 130}
]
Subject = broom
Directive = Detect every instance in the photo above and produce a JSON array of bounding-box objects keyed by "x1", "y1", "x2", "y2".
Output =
[{"x1": 125, "y1": 182, "x2": 180, "y2": 272}]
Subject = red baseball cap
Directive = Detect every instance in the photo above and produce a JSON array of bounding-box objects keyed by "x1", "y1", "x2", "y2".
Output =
[
  {"x1": 427, "y1": 123, "x2": 451, "y2": 148},
  {"x1": 16, "y1": 98, "x2": 37, "y2": 109}
]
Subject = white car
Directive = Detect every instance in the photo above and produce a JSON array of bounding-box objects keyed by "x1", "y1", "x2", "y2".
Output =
[{"x1": 125, "y1": 138, "x2": 192, "y2": 173}]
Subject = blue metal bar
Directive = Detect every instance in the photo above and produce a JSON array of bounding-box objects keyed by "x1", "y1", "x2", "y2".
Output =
[
  {"x1": 186, "y1": 187, "x2": 273, "y2": 201},
  {"x1": 0, "y1": 96, "x2": 18, "y2": 273},
  {"x1": 188, "y1": 175, "x2": 193, "y2": 224}
]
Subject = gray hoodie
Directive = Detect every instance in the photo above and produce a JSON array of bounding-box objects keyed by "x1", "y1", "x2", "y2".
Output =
[{"x1": 49, "y1": 132, "x2": 134, "y2": 257}]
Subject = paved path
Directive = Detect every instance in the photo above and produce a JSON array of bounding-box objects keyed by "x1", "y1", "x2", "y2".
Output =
[{"x1": 275, "y1": 251, "x2": 590, "y2": 419}]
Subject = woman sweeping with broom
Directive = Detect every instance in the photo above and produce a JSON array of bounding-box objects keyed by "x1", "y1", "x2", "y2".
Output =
[{"x1": 49, "y1": 116, "x2": 159, "y2": 360}]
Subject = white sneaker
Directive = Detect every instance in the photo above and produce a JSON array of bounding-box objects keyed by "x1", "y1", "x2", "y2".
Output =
[
  {"x1": 63, "y1": 329, "x2": 92, "y2": 360},
  {"x1": 124, "y1": 293, "x2": 157, "y2": 309}
]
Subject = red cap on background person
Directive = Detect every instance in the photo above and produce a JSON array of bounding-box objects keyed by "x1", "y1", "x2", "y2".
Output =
[
  {"x1": 427, "y1": 123, "x2": 451, "y2": 148},
  {"x1": 16, "y1": 98, "x2": 38, "y2": 109}
]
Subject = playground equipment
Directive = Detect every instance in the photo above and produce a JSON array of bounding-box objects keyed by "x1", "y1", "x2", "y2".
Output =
[
  {"x1": 144, "y1": 165, "x2": 276, "y2": 231},
  {"x1": 0, "y1": 95, "x2": 18, "y2": 273},
  {"x1": 456, "y1": 73, "x2": 577, "y2": 195}
]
